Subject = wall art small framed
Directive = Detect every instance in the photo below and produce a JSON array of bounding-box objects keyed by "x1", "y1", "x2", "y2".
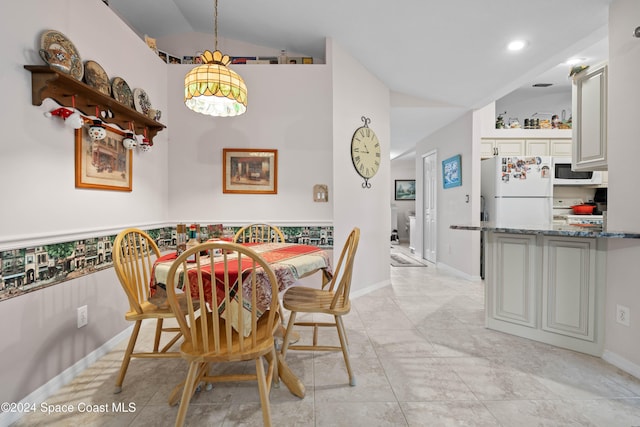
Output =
[
  {"x1": 395, "y1": 179, "x2": 416, "y2": 200},
  {"x1": 75, "y1": 124, "x2": 132, "y2": 191},
  {"x1": 223, "y1": 148, "x2": 278, "y2": 194},
  {"x1": 442, "y1": 154, "x2": 462, "y2": 189}
]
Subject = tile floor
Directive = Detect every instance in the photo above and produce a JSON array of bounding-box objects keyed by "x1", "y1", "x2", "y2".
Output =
[{"x1": 13, "y1": 245, "x2": 640, "y2": 426}]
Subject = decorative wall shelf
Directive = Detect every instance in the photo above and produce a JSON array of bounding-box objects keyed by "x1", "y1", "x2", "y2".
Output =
[{"x1": 24, "y1": 65, "x2": 166, "y2": 143}]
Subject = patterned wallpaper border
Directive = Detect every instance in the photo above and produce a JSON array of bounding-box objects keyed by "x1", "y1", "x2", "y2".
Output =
[{"x1": 0, "y1": 224, "x2": 333, "y2": 302}]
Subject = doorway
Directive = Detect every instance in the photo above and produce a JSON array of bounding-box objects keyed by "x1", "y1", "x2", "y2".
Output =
[{"x1": 422, "y1": 151, "x2": 437, "y2": 263}]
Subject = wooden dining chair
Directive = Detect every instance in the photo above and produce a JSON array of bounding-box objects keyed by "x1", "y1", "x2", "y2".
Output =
[
  {"x1": 281, "y1": 227, "x2": 360, "y2": 386},
  {"x1": 112, "y1": 228, "x2": 183, "y2": 394},
  {"x1": 233, "y1": 223, "x2": 285, "y2": 243},
  {"x1": 165, "y1": 241, "x2": 281, "y2": 427}
]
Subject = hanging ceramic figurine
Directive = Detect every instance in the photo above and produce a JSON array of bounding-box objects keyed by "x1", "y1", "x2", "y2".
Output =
[
  {"x1": 88, "y1": 119, "x2": 107, "y2": 141},
  {"x1": 122, "y1": 132, "x2": 137, "y2": 150}
]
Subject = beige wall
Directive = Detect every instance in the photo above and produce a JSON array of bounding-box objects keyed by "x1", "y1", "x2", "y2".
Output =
[{"x1": 602, "y1": 0, "x2": 640, "y2": 376}]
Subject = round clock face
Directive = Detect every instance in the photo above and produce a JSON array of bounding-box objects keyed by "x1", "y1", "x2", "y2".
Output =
[{"x1": 351, "y1": 126, "x2": 380, "y2": 179}]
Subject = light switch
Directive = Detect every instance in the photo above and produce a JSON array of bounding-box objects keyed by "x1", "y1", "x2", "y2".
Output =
[{"x1": 313, "y1": 184, "x2": 328, "y2": 202}]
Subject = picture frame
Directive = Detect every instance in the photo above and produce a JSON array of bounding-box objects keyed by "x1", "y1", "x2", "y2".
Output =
[
  {"x1": 223, "y1": 148, "x2": 278, "y2": 194},
  {"x1": 182, "y1": 55, "x2": 194, "y2": 64},
  {"x1": 168, "y1": 54, "x2": 181, "y2": 64},
  {"x1": 258, "y1": 56, "x2": 278, "y2": 64},
  {"x1": 157, "y1": 50, "x2": 168, "y2": 63},
  {"x1": 75, "y1": 124, "x2": 132, "y2": 192},
  {"x1": 442, "y1": 154, "x2": 462, "y2": 189},
  {"x1": 394, "y1": 180, "x2": 416, "y2": 200},
  {"x1": 230, "y1": 56, "x2": 257, "y2": 64}
]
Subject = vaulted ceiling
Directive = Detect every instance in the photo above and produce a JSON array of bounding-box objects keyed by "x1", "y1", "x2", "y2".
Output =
[{"x1": 108, "y1": 0, "x2": 611, "y2": 159}]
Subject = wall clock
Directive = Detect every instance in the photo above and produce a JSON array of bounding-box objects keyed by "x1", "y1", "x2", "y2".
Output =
[{"x1": 350, "y1": 116, "x2": 380, "y2": 188}]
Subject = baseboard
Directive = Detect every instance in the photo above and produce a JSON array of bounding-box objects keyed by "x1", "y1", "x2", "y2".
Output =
[
  {"x1": 435, "y1": 261, "x2": 482, "y2": 281},
  {"x1": 0, "y1": 326, "x2": 132, "y2": 427},
  {"x1": 351, "y1": 279, "x2": 392, "y2": 299},
  {"x1": 602, "y1": 349, "x2": 640, "y2": 380}
]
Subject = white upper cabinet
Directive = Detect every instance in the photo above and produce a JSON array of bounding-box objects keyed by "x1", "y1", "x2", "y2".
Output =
[{"x1": 572, "y1": 63, "x2": 608, "y2": 170}]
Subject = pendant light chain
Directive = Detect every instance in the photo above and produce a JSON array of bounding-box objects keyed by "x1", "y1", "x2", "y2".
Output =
[{"x1": 214, "y1": 0, "x2": 218, "y2": 51}]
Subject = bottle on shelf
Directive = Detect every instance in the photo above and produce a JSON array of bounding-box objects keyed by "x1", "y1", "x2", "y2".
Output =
[
  {"x1": 278, "y1": 50, "x2": 288, "y2": 64},
  {"x1": 176, "y1": 223, "x2": 187, "y2": 256}
]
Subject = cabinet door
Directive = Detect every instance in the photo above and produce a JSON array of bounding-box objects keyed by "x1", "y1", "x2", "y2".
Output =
[
  {"x1": 525, "y1": 139, "x2": 550, "y2": 156},
  {"x1": 572, "y1": 64, "x2": 607, "y2": 170},
  {"x1": 480, "y1": 139, "x2": 495, "y2": 158},
  {"x1": 495, "y1": 139, "x2": 525, "y2": 157},
  {"x1": 542, "y1": 236, "x2": 596, "y2": 341},
  {"x1": 487, "y1": 233, "x2": 537, "y2": 328},
  {"x1": 550, "y1": 139, "x2": 572, "y2": 157}
]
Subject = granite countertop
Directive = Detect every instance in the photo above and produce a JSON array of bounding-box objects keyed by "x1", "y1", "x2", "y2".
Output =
[{"x1": 450, "y1": 223, "x2": 640, "y2": 239}]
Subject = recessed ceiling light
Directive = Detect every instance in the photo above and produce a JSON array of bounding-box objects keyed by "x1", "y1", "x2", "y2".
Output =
[
  {"x1": 566, "y1": 57, "x2": 586, "y2": 65},
  {"x1": 507, "y1": 40, "x2": 527, "y2": 51}
]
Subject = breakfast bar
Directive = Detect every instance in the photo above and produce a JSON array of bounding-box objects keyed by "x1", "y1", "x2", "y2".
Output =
[{"x1": 452, "y1": 223, "x2": 640, "y2": 356}]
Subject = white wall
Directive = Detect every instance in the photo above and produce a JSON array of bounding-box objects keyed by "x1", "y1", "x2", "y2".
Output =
[
  {"x1": 165, "y1": 62, "x2": 334, "y2": 224},
  {"x1": 391, "y1": 157, "x2": 416, "y2": 242},
  {"x1": 0, "y1": 0, "x2": 169, "y2": 404},
  {"x1": 602, "y1": 0, "x2": 640, "y2": 375},
  {"x1": 0, "y1": 4, "x2": 393, "y2": 408},
  {"x1": 414, "y1": 112, "x2": 480, "y2": 278},
  {"x1": 331, "y1": 39, "x2": 391, "y2": 294}
]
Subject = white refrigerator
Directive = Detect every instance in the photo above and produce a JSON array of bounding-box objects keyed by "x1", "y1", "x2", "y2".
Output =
[{"x1": 481, "y1": 156, "x2": 553, "y2": 227}]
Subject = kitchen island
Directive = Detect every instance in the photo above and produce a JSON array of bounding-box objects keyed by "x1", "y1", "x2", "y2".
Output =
[{"x1": 452, "y1": 223, "x2": 640, "y2": 356}]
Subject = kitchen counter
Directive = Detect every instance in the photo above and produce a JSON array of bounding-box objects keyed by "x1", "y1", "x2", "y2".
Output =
[{"x1": 450, "y1": 222, "x2": 640, "y2": 239}]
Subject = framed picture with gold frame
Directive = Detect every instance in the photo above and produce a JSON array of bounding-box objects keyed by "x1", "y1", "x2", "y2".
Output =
[
  {"x1": 75, "y1": 124, "x2": 132, "y2": 191},
  {"x1": 223, "y1": 148, "x2": 277, "y2": 194}
]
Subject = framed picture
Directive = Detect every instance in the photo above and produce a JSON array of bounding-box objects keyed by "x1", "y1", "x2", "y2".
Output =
[
  {"x1": 75, "y1": 124, "x2": 132, "y2": 191},
  {"x1": 442, "y1": 154, "x2": 462, "y2": 189},
  {"x1": 258, "y1": 56, "x2": 278, "y2": 64},
  {"x1": 182, "y1": 55, "x2": 194, "y2": 64},
  {"x1": 286, "y1": 57, "x2": 302, "y2": 64},
  {"x1": 168, "y1": 54, "x2": 181, "y2": 64},
  {"x1": 223, "y1": 149, "x2": 278, "y2": 194},
  {"x1": 394, "y1": 180, "x2": 416, "y2": 200},
  {"x1": 157, "y1": 50, "x2": 168, "y2": 63},
  {"x1": 230, "y1": 56, "x2": 257, "y2": 64}
]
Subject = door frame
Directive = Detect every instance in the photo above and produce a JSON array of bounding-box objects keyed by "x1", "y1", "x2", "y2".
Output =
[{"x1": 422, "y1": 150, "x2": 437, "y2": 263}]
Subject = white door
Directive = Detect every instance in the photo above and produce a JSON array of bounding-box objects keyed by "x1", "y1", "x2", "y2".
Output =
[{"x1": 422, "y1": 151, "x2": 437, "y2": 263}]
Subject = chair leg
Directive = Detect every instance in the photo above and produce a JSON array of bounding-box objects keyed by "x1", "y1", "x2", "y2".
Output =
[
  {"x1": 153, "y1": 318, "x2": 164, "y2": 352},
  {"x1": 114, "y1": 320, "x2": 142, "y2": 393},
  {"x1": 175, "y1": 361, "x2": 200, "y2": 427},
  {"x1": 281, "y1": 311, "x2": 297, "y2": 357},
  {"x1": 335, "y1": 315, "x2": 355, "y2": 386},
  {"x1": 255, "y1": 357, "x2": 273, "y2": 427}
]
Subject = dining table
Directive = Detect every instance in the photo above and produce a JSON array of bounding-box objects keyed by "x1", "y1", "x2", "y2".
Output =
[{"x1": 149, "y1": 241, "x2": 333, "y2": 398}]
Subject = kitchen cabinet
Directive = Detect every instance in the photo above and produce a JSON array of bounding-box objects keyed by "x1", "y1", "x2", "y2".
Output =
[
  {"x1": 481, "y1": 139, "x2": 525, "y2": 158},
  {"x1": 572, "y1": 63, "x2": 608, "y2": 171},
  {"x1": 482, "y1": 138, "x2": 572, "y2": 158},
  {"x1": 488, "y1": 233, "x2": 537, "y2": 328},
  {"x1": 484, "y1": 231, "x2": 604, "y2": 356},
  {"x1": 542, "y1": 236, "x2": 596, "y2": 341}
]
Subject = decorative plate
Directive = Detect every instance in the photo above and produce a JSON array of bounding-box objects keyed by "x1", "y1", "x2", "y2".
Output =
[
  {"x1": 83, "y1": 60, "x2": 111, "y2": 96},
  {"x1": 40, "y1": 30, "x2": 83, "y2": 81},
  {"x1": 111, "y1": 77, "x2": 134, "y2": 108},
  {"x1": 133, "y1": 88, "x2": 152, "y2": 116}
]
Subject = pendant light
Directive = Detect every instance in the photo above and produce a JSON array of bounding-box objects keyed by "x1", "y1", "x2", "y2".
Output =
[{"x1": 184, "y1": 0, "x2": 247, "y2": 117}]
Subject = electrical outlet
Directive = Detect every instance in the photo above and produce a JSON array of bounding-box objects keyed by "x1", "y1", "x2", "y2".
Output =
[
  {"x1": 616, "y1": 304, "x2": 630, "y2": 327},
  {"x1": 77, "y1": 305, "x2": 88, "y2": 328}
]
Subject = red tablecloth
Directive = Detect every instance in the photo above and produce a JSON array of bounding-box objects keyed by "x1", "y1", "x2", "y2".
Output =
[{"x1": 151, "y1": 243, "x2": 332, "y2": 333}]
